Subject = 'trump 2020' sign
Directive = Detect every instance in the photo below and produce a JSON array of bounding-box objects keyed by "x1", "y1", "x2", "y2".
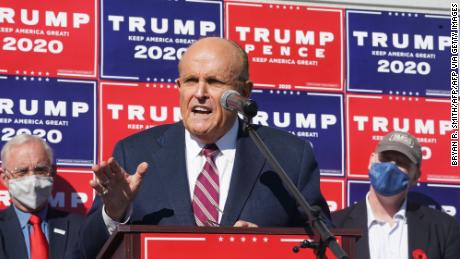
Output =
[{"x1": 101, "y1": 0, "x2": 222, "y2": 82}]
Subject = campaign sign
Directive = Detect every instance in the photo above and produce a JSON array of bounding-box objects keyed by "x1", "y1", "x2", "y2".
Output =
[
  {"x1": 226, "y1": 1, "x2": 343, "y2": 91},
  {"x1": 347, "y1": 10, "x2": 451, "y2": 97},
  {"x1": 346, "y1": 94, "x2": 456, "y2": 183},
  {"x1": 251, "y1": 90, "x2": 344, "y2": 176},
  {"x1": 101, "y1": 0, "x2": 222, "y2": 81},
  {"x1": 0, "y1": 0, "x2": 97, "y2": 78},
  {"x1": 347, "y1": 180, "x2": 460, "y2": 222},
  {"x1": 320, "y1": 178, "x2": 345, "y2": 213},
  {"x1": 0, "y1": 76, "x2": 96, "y2": 167},
  {"x1": 0, "y1": 169, "x2": 93, "y2": 214},
  {"x1": 99, "y1": 82, "x2": 180, "y2": 161}
]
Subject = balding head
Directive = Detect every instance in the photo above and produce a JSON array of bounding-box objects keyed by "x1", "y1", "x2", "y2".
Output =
[{"x1": 179, "y1": 37, "x2": 250, "y2": 83}]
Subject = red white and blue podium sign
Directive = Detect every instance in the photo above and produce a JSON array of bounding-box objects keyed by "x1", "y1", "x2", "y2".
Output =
[
  {"x1": 346, "y1": 94, "x2": 456, "y2": 183},
  {"x1": 0, "y1": 0, "x2": 97, "y2": 78},
  {"x1": 347, "y1": 10, "x2": 451, "y2": 97},
  {"x1": 252, "y1": 90, "x2": 344, "y2": 176},
  {"x1": 0, "y1": 76, "x2": 96, "y2": 167},
  {"x1": 100, "y1": 0, "x2": 223, "y2": 82},
  {"x1": 99, "y1": 82, "x2": 180, "y2": 161},
  {"x1": 226, "y1": 1, "x2": 343, "y2": 91},
  {"x1": 347, "y1": 180, "x2": 460, "y2": 222}
]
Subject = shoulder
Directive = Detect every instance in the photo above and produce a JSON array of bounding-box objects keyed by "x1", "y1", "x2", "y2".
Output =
[
  {"x1": 332, "y1": 201, "x2": 366, "y2": 227},
  {"x1": 409, "y1": 203, "x2": 458, "y2": 227},
  {"x1": 119, "y1": 123, "x2": 179, "y2": 145}
]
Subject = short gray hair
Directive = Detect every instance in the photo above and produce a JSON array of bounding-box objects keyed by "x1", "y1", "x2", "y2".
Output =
[{"x1": 1, "y1": 134, "x2": 54, "y2": 168}]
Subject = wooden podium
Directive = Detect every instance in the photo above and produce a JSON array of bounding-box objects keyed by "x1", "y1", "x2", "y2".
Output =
[{"x1": 97, "y1": 225, "x2": 360, "y2": 259}]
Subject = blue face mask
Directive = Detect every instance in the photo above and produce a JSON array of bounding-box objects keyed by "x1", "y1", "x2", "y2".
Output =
[{"x1": 369, "y1": 162, "x2": 409, "y2": 196}]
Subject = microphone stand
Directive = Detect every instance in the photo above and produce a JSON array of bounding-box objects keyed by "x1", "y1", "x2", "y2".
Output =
[{"x1": 241, "y1": 116, "x2": 349, "y2": 259}]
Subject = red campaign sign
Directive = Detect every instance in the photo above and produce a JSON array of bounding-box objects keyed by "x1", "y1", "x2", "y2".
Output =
[
  {"x1": 0, "y1": 169, "x2": 93, "y2": 215},
  {"x1": 320, "y1": 178, "x2": 345, "y2": 213},
  {"x1": 346, "y1": 94, "x2": 457, "y2": 183},
  {"x1": 140, "y1": 233, "x2": 341, "y2": 259},
  {"x1": 99, "y1": 81, "x2": 180, "y2": 161},
  {"x1": 0, "y1": 0, "x2": 97, "y2": 78},
  {"x1": 225, "y1": 1, "x2": 343, "y2": 92}
]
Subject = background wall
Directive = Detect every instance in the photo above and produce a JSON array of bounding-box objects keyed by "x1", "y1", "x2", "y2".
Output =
[{"x1": 0, "y1": 0, "x2": 458, "y2": 222}]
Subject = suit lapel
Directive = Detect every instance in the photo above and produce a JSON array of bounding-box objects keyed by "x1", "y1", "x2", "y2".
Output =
[
  {"x1": 347, "y1": 202, "x2": 371, "y2": 259},
  {"x1": 407, "y1": 203, "x2": 430, "y2": 257},
  {"x1": 220, "y1": 124, "x2": 266, "y2": 226},
  {"x1": 152, "y1": 123, "x2": 195, "y2": 225},
  {"x1": 0, "y1": 207, "x2": 28, "y2": 259},
  {"x1": 47, "y1": 208, "x2": 68, "y2": 259}
]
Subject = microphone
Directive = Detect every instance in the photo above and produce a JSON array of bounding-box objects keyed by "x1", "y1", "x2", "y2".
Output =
[{"x1": 220, "y1": 90, "x2": 258, "y2": 118}]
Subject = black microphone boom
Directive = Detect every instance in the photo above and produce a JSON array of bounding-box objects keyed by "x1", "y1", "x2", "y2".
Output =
[{"x1": 220, "y1": 90, "x2": 258, "y2": 118}]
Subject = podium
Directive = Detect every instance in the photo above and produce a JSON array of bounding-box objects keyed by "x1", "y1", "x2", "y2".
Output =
[{"x1": 97, "y1": 225, "x2": 360, "y2": 259}]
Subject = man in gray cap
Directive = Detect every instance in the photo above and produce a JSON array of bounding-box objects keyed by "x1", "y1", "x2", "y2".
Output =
[{"x1": 333, "y1": 131, "x2": 460, "y2": 259}]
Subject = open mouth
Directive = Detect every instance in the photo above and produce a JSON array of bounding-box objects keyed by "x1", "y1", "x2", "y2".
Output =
[{"x1": 192, "y1": 106, "x2": 212, "y2": 115}]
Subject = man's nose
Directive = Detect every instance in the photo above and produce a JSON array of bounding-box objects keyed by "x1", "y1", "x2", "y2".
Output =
[{"x1": 194, "y1": 80, "x2": 208, "y2": 98}]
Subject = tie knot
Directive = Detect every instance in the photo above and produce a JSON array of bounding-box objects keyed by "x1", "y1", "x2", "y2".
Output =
[
  {"x1": 202, "y1": 144, "x2": 219, "y2": 159},
  {"x1": 29, "y1": 214, "x2": 42, "y2": 225}
]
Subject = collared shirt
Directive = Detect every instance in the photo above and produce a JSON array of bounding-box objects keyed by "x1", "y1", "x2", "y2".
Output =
[
  {"x1": 185, "y1": 119, "x2": 238, "y2": 223},
  {"x1": 13, "y1": 205, "x2": 49, "y2": 259},
  {"x1": 366, "y1": 193, "x2": 408, "y2": 259}
]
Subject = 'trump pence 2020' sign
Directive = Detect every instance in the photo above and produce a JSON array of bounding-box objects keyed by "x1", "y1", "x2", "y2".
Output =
[{"x1": 226, "y1": 1, "x2": 343, "y2": 92}]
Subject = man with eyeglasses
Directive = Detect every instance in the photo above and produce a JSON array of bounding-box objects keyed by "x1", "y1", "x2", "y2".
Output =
[{"x1": 0, "y1": 134, "x2": 83, "y2": 259}]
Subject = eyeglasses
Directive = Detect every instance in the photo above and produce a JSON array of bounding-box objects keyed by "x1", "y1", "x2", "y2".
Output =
[{"x1": 5, "y1": 165, "x2": 53, "y2": 178}]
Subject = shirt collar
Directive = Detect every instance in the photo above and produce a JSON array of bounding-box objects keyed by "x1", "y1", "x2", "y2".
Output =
[
  {"x1": 185, "y1": 119, "x2": 239, "y2": 158},
  {"x1": 13, "y1": 204, "x2": 48, "y2": 229},
  {"x1": 366, "y1": 192, "x2": 407, "y2": 228}
]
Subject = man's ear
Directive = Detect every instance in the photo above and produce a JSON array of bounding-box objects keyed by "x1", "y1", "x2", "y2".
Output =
[
  {"x1": 241, "y1": 80, "x2": 253, "y2": 98},
  {"x1": 368, "y1": 152, "x2": 377, "y2": 170},
  {"x1": 175, "y1": 78, "x2": 181, "y2": 88},
  {"x1": 0, "y1": 168, "x2": 8, "y2": 188}
]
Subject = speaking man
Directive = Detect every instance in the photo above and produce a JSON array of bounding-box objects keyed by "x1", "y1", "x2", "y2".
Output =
[{"x1": 81, "y1": 37, "x2": 330, "y2": 258}]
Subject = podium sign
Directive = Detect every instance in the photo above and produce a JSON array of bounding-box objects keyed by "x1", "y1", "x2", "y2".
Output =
[{"x1": 98, "y1": 226, "x2": 360, "y2": 259}]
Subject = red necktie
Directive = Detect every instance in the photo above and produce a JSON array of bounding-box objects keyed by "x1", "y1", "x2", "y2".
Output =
[
  {"x1": 29, "y1": 214, "x2": 49, "y2": 259},
  {"x1": 192, "y1": 144, "x2": 220, "y2": 226}
]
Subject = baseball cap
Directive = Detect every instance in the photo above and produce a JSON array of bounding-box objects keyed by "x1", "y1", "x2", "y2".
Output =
[{"x1": 376, "y1": 131, "x2": 422, "y2": 166}]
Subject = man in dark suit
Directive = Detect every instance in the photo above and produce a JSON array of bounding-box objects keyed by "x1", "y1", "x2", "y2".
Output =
[
  {"x1": 333, "y1": 131, "x2": 460, "y2": 259},
  {"x1": 81, "y1": 37, "x2": 330, "y2": 258},
  {"x1": 0, "y1": 134, "x2": 83, "y2": 259}
]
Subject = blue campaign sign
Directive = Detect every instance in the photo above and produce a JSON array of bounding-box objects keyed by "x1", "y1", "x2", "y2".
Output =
[
  {"x1": 348, "y1": 181, "x2": 460, "y2": 222},
  {"x1": 0, "y1": 76, "x2": 96, "y2": 167},
  {"x1": 346, "y1": 10, "x2": 451, "y2": 97},
  {"x1": 251, "y1": 90, "x2": 344, "y2": 176},
  {"x1": 101, "y1": 0, "x2": 223, "y2": 81}
]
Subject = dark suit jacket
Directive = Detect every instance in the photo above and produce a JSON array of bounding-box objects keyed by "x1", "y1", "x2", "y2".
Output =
[
  {"x1": 0, "y1": 206, "x2": 84, "y2": 259},
  {"x1": 332, "y1": 200, "x2": 460, "y2": 259},
  {"x1": 81, "y1": 121, "x2": 330, "y2": 258}
]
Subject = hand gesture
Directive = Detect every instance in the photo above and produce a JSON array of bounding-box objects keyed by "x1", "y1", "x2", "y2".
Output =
[{"x1": 90, "y1": 157, "x2": 148, "y2": 221}]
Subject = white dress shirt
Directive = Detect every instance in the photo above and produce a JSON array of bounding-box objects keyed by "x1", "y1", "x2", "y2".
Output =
[
  {"x1": 366, "y1": 192, "x2": 408, "y2": 259},
  {"x1": 103, "y1": 119, "x2": 239, "y2": 232},
  {"x1": 185, "y1": 119, "x2": 238, "y2": 223}
]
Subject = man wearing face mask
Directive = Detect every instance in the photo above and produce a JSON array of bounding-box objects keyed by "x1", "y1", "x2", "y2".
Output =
[
  {"x1": 0, "y1": 134, "x2": 83, "y2": 259},
  {"x1": 333, "y1": 131, "x2": 460, "y2": 259}
]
